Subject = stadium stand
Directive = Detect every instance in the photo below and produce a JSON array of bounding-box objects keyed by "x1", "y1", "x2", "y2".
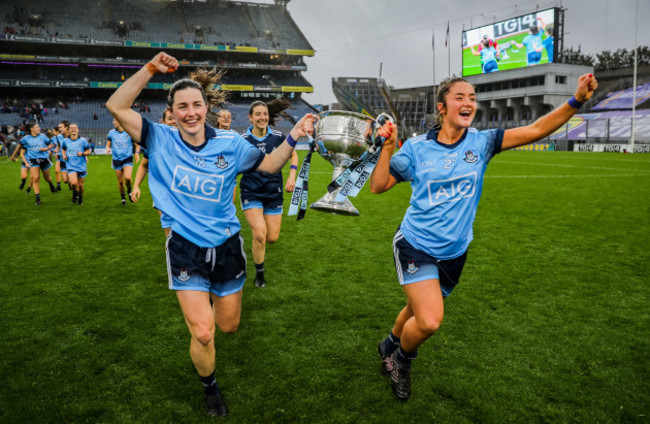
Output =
[
  {"x1": 0, "y1": 0, "x2": 316, "y2": 145},
  {"x1": 592, "y1": 82, "x2": 650, "y2": 110}
]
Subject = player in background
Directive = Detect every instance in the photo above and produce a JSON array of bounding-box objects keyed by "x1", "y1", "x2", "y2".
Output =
[
  {"x1": 515, "y1": 19, "x2": 545, "y2": 66},
  {"x1": 542, "y1": 26, "x2": 554, "y2": 63},
  {"x1": 371, "y1": 73, "x2": 598, "y2": 401},
  {"x1": 106, "y1": 51, "x2": 316, "y2": 417},
  {"x1": 216, "y1": 109, "x2": 232, "y2": 130},
  {"x1": 131, "y1": 109, "x2": 176, "y2": 237},
  {"x1": 107, "y1": 118, "x2": 140, "y2": 205},
  {"x1": 18, "y1": 121, "x2": 56, "y2": 205},
  {"x1": 471, "y1": 37, "x2": 500, "y2": 73},
  {"x1": 49, "y1": 126, "x2": 63, "y2": 191},
  {"x1": 240, "y1": 99, "x2": 298, "y2": 288},
  {"x1": 10, "y1": 140, "x2": 33, "y2": 194},
  {"x1": 216, "y1": 108, "x2": 239, "y2": 202},
  {"x1": 62, "y1": 123, "x2": 91, "y2": 205},
  {"x1": 56, "y1": 121, "x2": 72, "y2": 191}
]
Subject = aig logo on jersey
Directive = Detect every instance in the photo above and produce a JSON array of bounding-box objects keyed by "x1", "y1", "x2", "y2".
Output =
[
  {"x1": 171, "y1": 165, "x2": 224, "y2": 203},
  {"x1": 427, "y1": 171, "x2": 477, "y2": 206}
]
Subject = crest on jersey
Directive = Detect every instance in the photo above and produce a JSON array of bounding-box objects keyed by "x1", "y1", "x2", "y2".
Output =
[
  {"x1": 215, "y1": 155, "x2": 228, "y2": 169},
  {"x1": 178, "y1": 268, "x2": 190, "y2": 282},
  {"x1": 463, "y1": 150, "x2": 478, "y2": 163},
  {"x1": 406, "y1": 261, "x2": 419, "y2": 274}
]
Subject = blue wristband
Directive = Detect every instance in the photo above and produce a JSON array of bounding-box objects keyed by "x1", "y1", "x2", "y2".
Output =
[
  {"x1": 286, "y1": 134, "x2": 297, "y2": 148},
  {"x1": 568, "y1": 96, "x2": 584, "y2": 109},
  {"x1": 290, "y1": 165, "x2": 298, "y2": 170}
]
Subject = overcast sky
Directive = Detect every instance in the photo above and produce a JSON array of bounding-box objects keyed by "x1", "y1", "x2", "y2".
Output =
[{"x1": 286, "y1": 0, "x2": 650, "y2": 106}]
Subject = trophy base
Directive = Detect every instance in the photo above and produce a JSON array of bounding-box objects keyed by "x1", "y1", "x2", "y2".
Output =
[{"x1": 310, "y1": 190, "x2": 360, "y2": 216}]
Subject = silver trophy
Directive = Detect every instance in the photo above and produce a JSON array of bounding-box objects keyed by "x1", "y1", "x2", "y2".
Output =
[{"x1": 310, "y1": 110, "x2": 383, "y2": 216}]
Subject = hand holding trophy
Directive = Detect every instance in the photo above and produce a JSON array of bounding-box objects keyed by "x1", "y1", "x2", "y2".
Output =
[{"x1": 288, "y1": 110, "x2": 394, "y2": 219}]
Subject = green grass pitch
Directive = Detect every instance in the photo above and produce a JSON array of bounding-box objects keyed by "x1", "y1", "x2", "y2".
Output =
[{"x1": 1, "y1": 150, "x2": 648, "y2": 423}]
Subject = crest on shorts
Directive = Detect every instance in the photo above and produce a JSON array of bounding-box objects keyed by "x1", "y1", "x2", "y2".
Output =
[
  {"x1": 178, "y1": 268, "x2": 190, "y2": 282},
  {"x1": 406, "y1": 261, "x2": 419, "y2": 274},
  {"x1": 215, "y1": 155, "x2": 228, "y2": 169},
  {"x1": 463, "y1": 150, "x2": 478, "y2": 163}
]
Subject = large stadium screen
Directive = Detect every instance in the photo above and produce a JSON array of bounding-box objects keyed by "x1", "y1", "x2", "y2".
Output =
[{"x1": 461, "y1": 8, "x2": 558, "y2": 77}]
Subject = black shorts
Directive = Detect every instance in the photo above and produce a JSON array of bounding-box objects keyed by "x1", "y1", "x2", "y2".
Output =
[
  {"x1": 112, "y1": 156, "x2": 134, "y2": 170},
  {"x1": 29, "y1": 158, "x2": 53, "y2": 170},
  {"x1": 166, "y1": 231, "x2": 247, "y2": 295}
]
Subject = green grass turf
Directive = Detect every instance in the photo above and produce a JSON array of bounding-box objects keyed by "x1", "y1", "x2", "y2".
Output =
[{"x1": 1, "y1": 151, "x2": 649, "y2": 423}]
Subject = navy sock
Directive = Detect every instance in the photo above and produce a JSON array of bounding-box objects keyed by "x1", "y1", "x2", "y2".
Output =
[
  {"x1": 380, "y1": 332, "x2": 401, "y2": 356},
  {"x1": 199, "y1": 372, "x2": 220, "y2": 396},
  {"x1": 395, "y1": 347, "x2": 418, "y2": 368},
  {"x1": 255, "y1": 262, "x2": 264, "y2": 274}
]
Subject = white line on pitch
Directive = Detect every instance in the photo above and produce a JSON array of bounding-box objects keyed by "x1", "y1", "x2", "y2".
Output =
[
  {"x1": 493, "y1": 160, "x2": 649, "y2": 172},
  {"x1": 486, "y1": 174, "x2": 650, "y2": 178}
]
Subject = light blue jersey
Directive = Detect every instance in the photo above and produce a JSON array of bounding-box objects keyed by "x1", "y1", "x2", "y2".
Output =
[
  {"x1": 141, "y1": 118, "x2": 265, "y2": 247},
  {"x1": 389, "y1": 128, "x2": 503, "y2": 260},
  {"x1": 107, "y1": 129, "x2": 135, "y2": 161},
  {"x1": 54, "y1": 134, "x2": 66, "y2": 160},
  {"x1": 480, "y1": 46, "x2": 499, "y2": 73},
  {"x1": 522, "y1": 32, "x2": 543, "y2": 64},
  {"x1": 543, "y1": 35, "x2": 554, "y2": 63},
  {"x1": 62, "y1": 138, "x2": 90, "y2": 172},
  {"x1": 20, "y1": 134, "x2": 53, "y2": 160}
]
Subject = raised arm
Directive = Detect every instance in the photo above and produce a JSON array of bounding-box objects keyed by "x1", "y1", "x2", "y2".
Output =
[
  {"x1": 105, "y1": 52, "x2": 178, "y2": 143},
  {"x1": 370, "y1": 121, "x2": 398, "y2": 194},
  {"x1": 256, "y1": 113, "x2": 316, "y2": 174},
  {"x1": 501, "y1": 73, "x2": 597, "y2": 150}
]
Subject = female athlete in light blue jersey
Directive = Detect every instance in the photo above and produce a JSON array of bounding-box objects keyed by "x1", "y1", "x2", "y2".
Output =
[
  {"x1": 61, "y1": 123, "x2": 91, "y2": 205},
  {"x1": 371, "y1": 73, "x2": 598, "y2": 401},
  {"x1": 17, "y1": 121, "x2": 57, "y2": 205},
  {"x1": 240, "y1": 98, "x2": 298, "y2": 288},
  {"x1": 106, "y1": 51, "x2": 316, "y2": 418},
  {"x1": 471, "y1": 38, "x2": 500, "y2": 73},
  {"x1": 107, "y1": 118, "x2": 140, "y2": 205}
]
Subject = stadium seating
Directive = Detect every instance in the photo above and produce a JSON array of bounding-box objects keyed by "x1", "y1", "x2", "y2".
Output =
[{"x1": 0, "y1": 0, "x2": 313, "y2": 50}]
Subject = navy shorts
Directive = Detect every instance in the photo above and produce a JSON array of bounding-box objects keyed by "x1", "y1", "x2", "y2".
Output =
[
  {"x1": 240, "y1": 192, "x2": 283, "y2": 214},
  {"x1": 393, "y1": 228, "x2": 467, "y2": 298},
  {"x1": 527, "y1": 51, "x2": 542, "y2": 65},
  {"x1": 68, "y1": 168, "x2": 88, "y2": 179},
  {"x1": 29, "y1": 158, "x2": 53, "y2": 171},
  {"x1": 112, "y1": 156, "x2": 134, "y2": 170},
  {"x1": 165, "y1": 230, "x2": 247, "y2": 297}
]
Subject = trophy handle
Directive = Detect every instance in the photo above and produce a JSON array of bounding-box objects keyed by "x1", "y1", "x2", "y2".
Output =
[{"x1": 368, "y1": 113, "x2": 394, "y2": 154}]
